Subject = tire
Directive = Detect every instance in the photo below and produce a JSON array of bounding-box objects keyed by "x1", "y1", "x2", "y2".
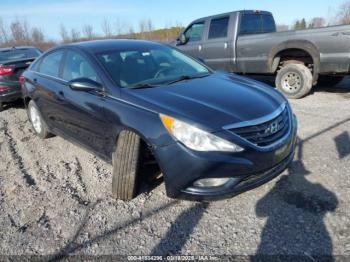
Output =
[
  {"x1": 112, "y1": 130, "x2": 142, "y2": 200},
  {"x1": 276, "y1": 63, "x2": 313, "y2": 99},
  {"x1": 27, "y1": 100, "x2": 51, "y2": 139},
  {"x1": 0, "y1": 102, "x2": 3, "y2": 112},
  {"x1": 318, "y1": 76, "x2": 344, "y2": 87}
]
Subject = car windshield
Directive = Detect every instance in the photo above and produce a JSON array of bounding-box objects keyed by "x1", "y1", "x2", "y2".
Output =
[
  {"x1": 96, "y1": 45, "x2": 210, "y2": 88},
  {"x1": 0, "y1": 48, "x2": 41, "y2": 62}
]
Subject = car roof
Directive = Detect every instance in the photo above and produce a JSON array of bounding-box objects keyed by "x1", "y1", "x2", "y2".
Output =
[
  {"x1": 60, "y1": 39, "x2": 165, "y2": 54},
  {"x1": 0, "y1": 46, "x2": 38, "y2": 52},
  {"x1": 191, "y1": 10, "x2": 272, "y2": 23}
]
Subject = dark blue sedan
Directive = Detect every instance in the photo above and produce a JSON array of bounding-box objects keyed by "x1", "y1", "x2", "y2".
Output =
[{"x1": 21, "y1": 40, "x2": 297, "y2": 200}]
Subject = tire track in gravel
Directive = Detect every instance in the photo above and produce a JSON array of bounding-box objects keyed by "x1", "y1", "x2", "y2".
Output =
[
  {"x1": 60, "y1": 158, "x2": 90, "y2": 206},
  {"x1": 34, "y1": 157, "x2": 91, "y2": 207},
  {"x1": 0, "y1": 118, "x2": 36, "y2": 187}
]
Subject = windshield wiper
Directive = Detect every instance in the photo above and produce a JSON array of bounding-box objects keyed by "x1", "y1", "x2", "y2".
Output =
[
  {"x1": 130, "y1": 73, "x2": 210, "y2": 89},
  {"x1": 130, "y1": 83, "x2": 161, "y2": 89},
  {"x1": 166, "y1": 73, "x2": 210, "y2": 85}
]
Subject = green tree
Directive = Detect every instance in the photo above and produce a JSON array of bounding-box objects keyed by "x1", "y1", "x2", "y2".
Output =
[{"x1": 294, "y1": 20, "x2": 300, "y2": 30}]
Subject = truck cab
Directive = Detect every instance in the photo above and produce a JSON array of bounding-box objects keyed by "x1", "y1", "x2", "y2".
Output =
[{"x1": 175, "y1": 10, "x2": 276, "y2": 72}]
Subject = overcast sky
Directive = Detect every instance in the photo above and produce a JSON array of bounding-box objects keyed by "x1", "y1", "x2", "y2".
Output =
[{"x1": 0, "y1": 0, "x2": 345, "y2": 40}]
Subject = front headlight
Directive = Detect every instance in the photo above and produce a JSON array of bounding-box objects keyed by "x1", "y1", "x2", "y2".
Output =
[{"x1": 160, "y1": 114, "x2": 244, "y2": 152}]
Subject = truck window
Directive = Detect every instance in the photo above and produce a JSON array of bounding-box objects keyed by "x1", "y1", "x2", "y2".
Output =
[
  {"x1": 208, "y1": 17, "x2": 229, "y2": 39},
  {"x1": 239, "y1": 14, "x2": 262, "y2": 35},
  {"x1": 262, "y1": 15, "x2": 276, "y2": 33},
  {"x1": 184, "y1": 22, "x2": 205, "y2": 42}
]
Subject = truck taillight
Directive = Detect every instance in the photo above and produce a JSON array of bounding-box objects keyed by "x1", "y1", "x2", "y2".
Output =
[
  {"x1": 0, "y1": 66, "x2": 14, "y2": 76},
  {"x1": 19, "y1": 75, "x2": 25, "y2": 85}
]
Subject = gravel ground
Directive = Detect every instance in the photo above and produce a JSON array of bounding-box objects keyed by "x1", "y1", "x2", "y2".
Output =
[{"x1": 0, "y1": 77, "x2": 349, "y2": 259}]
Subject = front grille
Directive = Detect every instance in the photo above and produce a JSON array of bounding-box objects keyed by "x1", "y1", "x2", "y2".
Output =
[{"x1": 230, "y1": 107, "x2": 289, "y2": 147}]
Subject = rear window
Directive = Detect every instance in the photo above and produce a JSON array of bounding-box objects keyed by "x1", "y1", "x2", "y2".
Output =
[
  {"x1": 208, "y1": 17, "x2": 229, "y2": 39},
  {"x1": 262, "y1": 15, "x2": 276, "y2": 33},
  {"x1": 0, "y1": 48, "x2": 41, "y2": 62},
  {"x1": 239, "y1": 14, "x2": 276, "y2": 35}
]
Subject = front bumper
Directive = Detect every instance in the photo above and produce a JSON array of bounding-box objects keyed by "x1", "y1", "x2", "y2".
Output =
[
  {"x1": 154, "y1": 115, "x2": 297, "y2": 201},
  {"x1": 180, "y1": 149, "x2": 295, "y2": 200}
]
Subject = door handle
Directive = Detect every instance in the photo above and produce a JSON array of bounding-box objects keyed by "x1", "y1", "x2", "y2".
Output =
[
  {"x1": 56, "y1": 91, "x2": 65, "y2": 102},
  {"x1": 198, "y1": 45, "x2": 202, "y2": 52},
  {"x1": 224, "y1": 43, "x2": 228, "y2": 49}
]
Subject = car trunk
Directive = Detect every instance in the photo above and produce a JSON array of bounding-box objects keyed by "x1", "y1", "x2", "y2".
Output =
[{"x1": 0, "y1": 58, "x2": 36, "y2": 83}]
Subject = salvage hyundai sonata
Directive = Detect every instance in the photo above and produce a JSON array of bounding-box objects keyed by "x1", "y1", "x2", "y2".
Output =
[{"x1": 21, "y1": 40, "x2": 297, "y2": 200}]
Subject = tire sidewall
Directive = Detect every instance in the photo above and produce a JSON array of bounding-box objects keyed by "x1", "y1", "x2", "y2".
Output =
[
  {"x1": 276, "y1": 64, "x2": 313, "y2": 99},
  {"x1": 27, "y1": 101, "x2": 49, "y2": 139}
]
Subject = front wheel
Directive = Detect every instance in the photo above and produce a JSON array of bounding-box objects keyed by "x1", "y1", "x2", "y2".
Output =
[
  {"x1": 276, "y1": 63, "x2": 313, "y2": 99},
  {"x1": 112, "y1": 130, "x2": 142, "y2": 200},
  {"x1": 27, "y1": 100, "x2": 51, "y2": 139}
]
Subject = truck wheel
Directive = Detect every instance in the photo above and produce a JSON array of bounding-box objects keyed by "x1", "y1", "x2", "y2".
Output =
[
  {"x1": 276, "y1": 63, "x2": 313, "y2": 99},
  {"x1": 112, "y1": 130, "x2": 141, "y2": 200},
  {"x1": 318, "y1": 76, "x2": 344, "y2": 87},
  {"x1": 27, "y1": 100, "x2": 51, "y2": 139}
]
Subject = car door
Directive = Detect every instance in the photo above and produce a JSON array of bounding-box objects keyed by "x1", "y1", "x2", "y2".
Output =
[
  {"x1": 201, "y1": 15, "x2": 234, "y2": 71},
  {"x1": 177, "y1": 21, "x2": 206, "y2": 59},
  {"x1": 236, "y1": 13, "x2": 265, "y2": 73},
  {"x1": 55, "y1": 49, "x2": 111, "y2": 157},
  {"x1": 31, "y1": 49, "x2": 67, "y2": 130}
]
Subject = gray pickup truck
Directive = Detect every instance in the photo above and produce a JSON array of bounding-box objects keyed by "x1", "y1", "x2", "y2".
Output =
[{"x1": 174, "y1": 10, "x2": 350, "y2": 98}]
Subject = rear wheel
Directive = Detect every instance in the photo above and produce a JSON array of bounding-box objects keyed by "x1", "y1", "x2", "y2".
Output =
[
  {"x1": 27, "y1": 100, "x2": 51, "y2": 139},
  {"x1": 112, "y1": 130, "x2": 142, "y2": 200},
  {"x1": 276, "y1": 63, "x2": 313, "y2": 99}
]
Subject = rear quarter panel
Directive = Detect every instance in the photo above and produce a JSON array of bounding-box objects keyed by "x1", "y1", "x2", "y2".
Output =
[{"x1": 236, "y1": 25, "x2": 350, "y2": 74}]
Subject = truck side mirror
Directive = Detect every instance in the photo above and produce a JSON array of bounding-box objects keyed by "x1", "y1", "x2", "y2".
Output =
[{"x1": 177, "y1": 33, "x2": 188, "y2": 45}]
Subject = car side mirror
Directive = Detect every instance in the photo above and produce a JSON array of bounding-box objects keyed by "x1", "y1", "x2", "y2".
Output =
[
  {"x1": 69, "y1": 78, "x2": 102, "y2": 92},
  {"x1": 177, "y1": 33, "x2": 188, "y2": 45}
]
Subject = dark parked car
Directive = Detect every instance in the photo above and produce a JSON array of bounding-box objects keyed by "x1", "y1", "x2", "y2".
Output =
[
  {"x1": 174, "y1": 10, "x2": 350, "y2": 98},
  {"x1": 0, "y1": 46, "x2": 42, "y2": 111},
  {"x1": 21, "y1": 40, "x2": 297, "y2": 200}
]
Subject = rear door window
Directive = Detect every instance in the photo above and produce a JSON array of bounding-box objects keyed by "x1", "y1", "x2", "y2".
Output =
[
  {"x1": 38, "y1": 50, "x2": 64, "y2": 78},
  {"x1": 239, "y1": 14, "x2": 262, "y2": 35},
  {"x1": 208, "y1": 17, "x2": 229, "y2": 39},
  {"x1": 184, "y1": 22, "x2": 205, "y2": 42}
]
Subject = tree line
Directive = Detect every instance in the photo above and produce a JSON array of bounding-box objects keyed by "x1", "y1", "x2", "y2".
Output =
[
  {"x1": 0, "y1": 17, "x2": 183, "y2": 50},
  {"x1": 277, "y1": 17, "x2": 326, "y2": 31},
  {"x1": 2, "y1": 1, "x2": 350, "y2": 49}
]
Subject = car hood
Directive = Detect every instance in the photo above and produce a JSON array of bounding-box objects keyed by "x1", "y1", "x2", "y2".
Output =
[{"x1": 122, "y1": 72, "x2": 287, "y2": 132}]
